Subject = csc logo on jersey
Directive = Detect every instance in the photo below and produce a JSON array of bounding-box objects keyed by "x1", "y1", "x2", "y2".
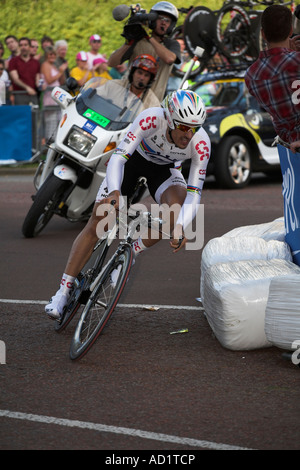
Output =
[
  {"x1": 196, "y1": 140, "x2": 210, "y2": 161},
  {"x1": 127, "y1": 131, "x2": 136, "y2": 142},
  {"x1": 140, "y1": 116, "x2": 157, "y2": 131}
]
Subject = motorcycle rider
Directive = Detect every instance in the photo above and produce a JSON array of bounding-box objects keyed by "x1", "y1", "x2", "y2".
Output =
[
  {"x1": 45, "y1": 90, "x2": 210, "y2": 320},
  {"x1": 108, "y1": 1, "x2": 181, "y2": 101},
  {"x1": 117, "y1": 53, "x2": 160, "y2": 108}
]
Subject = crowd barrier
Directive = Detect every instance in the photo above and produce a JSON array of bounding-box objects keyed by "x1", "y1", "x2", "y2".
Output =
[{"x1": 0, "y1": 87, "x2": 60, "y2": 164}]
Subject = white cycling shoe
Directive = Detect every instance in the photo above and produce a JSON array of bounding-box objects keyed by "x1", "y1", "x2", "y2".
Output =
[{"x1": 45, "y1": 289, "x2": 70, "y2": 320}]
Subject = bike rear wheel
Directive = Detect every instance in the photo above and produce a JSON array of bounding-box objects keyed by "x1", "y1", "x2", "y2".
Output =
[
  {"x1": 181, "y1": 7, "x2": 218, "y2": 78},
  {"x1": 69, "y1": 244, "x2": 133, "y2": 360},
  {"x1": 216, "y1": 4, "x2": 251, "y2": 59}
]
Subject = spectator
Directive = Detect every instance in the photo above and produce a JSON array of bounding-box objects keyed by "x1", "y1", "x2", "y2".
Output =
[
  {"x1": 30, "y1": 38, "x2": 41, "y2": 61},
  {"x1": 4, "y1": 35, "x2": 19, "y2": 69},
  {"x1": 8, "y1": 37, "x2": 40, "y2": 105},
  {"x1": 0, "y1": 42, "x2": 4, "y2": 59},
  {"x1": 109, "y1": 62, "x2": 128, "y2": 79},
  {"x1": 245, "y1": 5, "x2": 300, "y2": 265},
  {"x1": 92, "y1": 57, "x2": 112, "y2": 81},
  {"x1": 70, "y1": 51, "x2": 93, "y2": 87},
  {"x1": 245, "y1": 5, "x2": 300, "y2": 147},
  {"x1": 40, "y1": 46, "x2": 67, "y2": 142},
  {"x1": 108, "y1": 1, "x2": 181, "y2": 101},
  {"x1": 0, "y1": 58, "x2": 12, "y2": 104},
  {"x1": 54, "y1": 40, "x2": 70, "y2": 81},
  {"x1": 41, "y1": 46, "x2": 68, "y2": 88},
  {"x1": 86, "y1": 34, "x2": 106, "y2": 70},
  {"x1": 40, "y1": 35, "x2": 54, "y2": 64}
]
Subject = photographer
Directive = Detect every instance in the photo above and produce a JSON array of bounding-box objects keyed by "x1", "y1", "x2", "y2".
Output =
[{"x1": 108, "y1": 1, "x2": 181, "y2": 101}]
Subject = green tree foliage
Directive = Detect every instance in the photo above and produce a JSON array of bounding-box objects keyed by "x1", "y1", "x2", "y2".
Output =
[{"x1": 0, "y1": 0, "x2": 222, "y2": 68}]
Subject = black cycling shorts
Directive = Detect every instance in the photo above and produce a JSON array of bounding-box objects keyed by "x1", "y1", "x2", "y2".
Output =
[
  {"x1": 96, "y1": 151, "x2": 186, "y2": 204},
  {"x1": 121, "y1": 151, "x2": 175, "y2": 200}
]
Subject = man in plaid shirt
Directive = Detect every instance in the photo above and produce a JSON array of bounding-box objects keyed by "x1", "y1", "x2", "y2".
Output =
[
  {"x1": 245, "y1": 5, "x2": 300, "y2": 146},
  {"x1": 245, "y1": 4, "x2": 300, "y2": 266}
]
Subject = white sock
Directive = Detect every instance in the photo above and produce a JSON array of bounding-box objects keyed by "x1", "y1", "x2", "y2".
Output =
[
  {"x1": 60, "y1": 273, "x2": 75, "y2": 295},
  {"x1": 132, "y1": 236, "x2": 148, "y2": 257}
]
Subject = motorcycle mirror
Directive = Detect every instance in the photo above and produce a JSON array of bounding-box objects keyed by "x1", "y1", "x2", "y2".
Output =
[{"x1": 66, "y1": 77, "x2": 79, "y2": 91}]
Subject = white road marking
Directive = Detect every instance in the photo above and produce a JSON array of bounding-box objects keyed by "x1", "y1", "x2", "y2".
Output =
[
  {"x1": 0, "y1": 410, "x2": 253, "y2": 450},
  {"x1": 0, "y1": 299, "x2": 204, "y2": 310},
  {"x1": 0, "y1": 299, "x2": 251, "y2": 450}
]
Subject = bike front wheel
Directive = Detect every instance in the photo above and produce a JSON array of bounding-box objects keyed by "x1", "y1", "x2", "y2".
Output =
[
  {"x1": 69, "y1": 244, "x2": 133, "y2": 360},
  {"x1": 55, "y1": 237, "x2": 111, "y2": 332}
]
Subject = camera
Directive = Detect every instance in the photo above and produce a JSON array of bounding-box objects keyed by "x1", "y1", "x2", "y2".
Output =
[{"x1": 113, "y1": 4, "x2": 158, "y2": 41}]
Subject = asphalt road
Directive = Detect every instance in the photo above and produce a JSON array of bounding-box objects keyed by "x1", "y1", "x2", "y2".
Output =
[{"x1": 0, "y1": 171, "x2": 299, "y2": 452}]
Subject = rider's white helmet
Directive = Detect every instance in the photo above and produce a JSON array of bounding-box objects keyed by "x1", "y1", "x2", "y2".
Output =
[
  {"x1": 149, "y1": 2, "x2": 178, "y2": 35},
  {"x1": 161, "y1": 90, "x2": 207, "y2": 130}
]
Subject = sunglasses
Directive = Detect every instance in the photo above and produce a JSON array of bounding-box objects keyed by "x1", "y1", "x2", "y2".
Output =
[
  {"x1": 175, "y1": 123, "x2": 201, "y2": 134},
  {"x1": 157, "y1": 15, "x2": 171, "y2": 24},
  {"x1": 92, "y1": 40, "x2": 101, "y2": 43}
]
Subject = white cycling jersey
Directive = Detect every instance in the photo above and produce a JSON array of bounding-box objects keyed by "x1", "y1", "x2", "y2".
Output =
[{"x1": 105, "y1": 106, "x2": 211, "y2": 230}]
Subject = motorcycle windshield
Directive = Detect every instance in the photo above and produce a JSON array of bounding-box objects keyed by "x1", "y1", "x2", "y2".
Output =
[{"x1": 76, "y1": 77, "x2": 145, "y2": 131}]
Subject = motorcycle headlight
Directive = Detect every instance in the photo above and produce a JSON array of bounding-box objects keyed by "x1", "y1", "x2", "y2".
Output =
[{"x1": 64, "y1": 125, "x2": 97, "y2": 156}]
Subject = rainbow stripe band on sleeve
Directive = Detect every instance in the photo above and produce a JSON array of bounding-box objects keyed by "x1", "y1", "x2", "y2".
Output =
[
  {"x1": 187, "y1": 185, "x2": 200, "y2": 195},
  {"x1": 121, "y1": 153, "x2": 131, "y2": 161}
]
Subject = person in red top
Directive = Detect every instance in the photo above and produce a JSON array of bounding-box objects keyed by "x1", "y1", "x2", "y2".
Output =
[
  {"x1": 9, "y1": 37, "x2": 40, "y2": 105},
  {"x1": 245, "y1": 5, "x2": 300, "y2": 266}
]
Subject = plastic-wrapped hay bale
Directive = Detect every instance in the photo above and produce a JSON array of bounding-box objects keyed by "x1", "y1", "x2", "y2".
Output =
[
  {"x1": 200, "y1": 236, "x2": 292, "y2": 301},
  {"x1": 265, "y1": 275, "x2": 300, "y2": 350},
  {"x1": 203, "y1": 258, "x2": 300, "y2": 351},
  {"x1": 200, "y1": 236, "x2": 267, "y2": 302},
  {"x1": 222, "y1": 217, "x2": 285, "y2": 242},
  {"x1": 266, "y1": 240, "x2": 292, "y2": 261}
]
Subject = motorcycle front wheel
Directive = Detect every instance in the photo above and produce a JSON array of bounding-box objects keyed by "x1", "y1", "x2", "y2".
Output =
[{"x1": 22, "y1": 174, "x2": 72, "y2": 238}]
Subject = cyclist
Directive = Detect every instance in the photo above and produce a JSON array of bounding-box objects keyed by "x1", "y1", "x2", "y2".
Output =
[
  {"x1": 45, "y1": 89, "x2": 210, "y2": 320},
  {"x1": 108, "y1": 1, "x2": 181, "y2": 101}
]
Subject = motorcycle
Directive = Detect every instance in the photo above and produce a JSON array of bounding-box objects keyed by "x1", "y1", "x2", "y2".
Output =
[{"x1": 22, "y1": 77, "x2": 146, "y2": 237}]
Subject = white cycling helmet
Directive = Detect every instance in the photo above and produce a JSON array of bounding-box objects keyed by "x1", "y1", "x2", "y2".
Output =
[
  {"x1": 161, "y1": 90, "x2": 207, "y2": 130},
  {"x1": 149, "y1": 2, "x2": 178, "y2": 35}
]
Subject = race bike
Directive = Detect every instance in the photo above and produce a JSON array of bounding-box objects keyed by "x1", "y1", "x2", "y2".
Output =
[{"x1": 22, "y1": 77, "x2": 146, "y2": 238}]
